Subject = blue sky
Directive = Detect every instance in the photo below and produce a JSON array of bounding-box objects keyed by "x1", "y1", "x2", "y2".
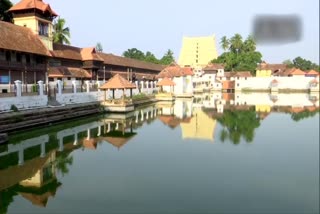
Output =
[{"x1": 12, "y1": 0, "x2": 319, "y2": 63}]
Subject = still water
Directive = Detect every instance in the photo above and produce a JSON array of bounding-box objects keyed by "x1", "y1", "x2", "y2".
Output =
[{"x1": 0, "y1": 93, "x2": 319, "y2": 214}]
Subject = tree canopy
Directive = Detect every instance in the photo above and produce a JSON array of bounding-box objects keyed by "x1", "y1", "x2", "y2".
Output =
[
  {"x1": 283, "y1": 57, "x2": 319, "y2": 72},
  {"x1": 0, "y1": 0, "x2": 13, "y2": 22},
  {"x1": 53, "y1": 18, "x2": 71, "y2": 45},
  {"x1": 96, "y1": 42, "x2": 103, "y2": 52},
  {"x1": 122, "y1": 48, "x2": 175, "y2": 65},
  {"x1": 217, "y1": 108, "x2": 261, "y2": 144},
  {"x1": 212, "y1": 34, "x2": 262, "y2": 74}
]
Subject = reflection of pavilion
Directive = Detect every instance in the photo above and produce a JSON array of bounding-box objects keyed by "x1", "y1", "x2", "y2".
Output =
[{"x1": 180, "y1": 108, "x2": 217, "y2": 142}]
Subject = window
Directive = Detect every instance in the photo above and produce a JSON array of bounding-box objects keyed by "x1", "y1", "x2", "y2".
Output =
[
  {"x1": 67, "y1": 77, "x2": 71, "y2": 80},
  {"x1": 16, "y1": 53, "x2": 21, "y2": 62},
  {"x1": 48, "y1": 77, "x2": 54, "y2": 81},
  {"x1": 5, "y1": 51, "x2": 11, "y2": 61},
  {"x1": 0, "y1": 76, "x2": 9, "y2": 84},
  {"x1": 26, "y1": 54, "x2": 31, "y2": 64},
  {"x1": 57, "y1": 78, "x2": 62, "y2": 81},
  {"x1": 38, "y1": 21, "x2": 49, "y2": 36}
]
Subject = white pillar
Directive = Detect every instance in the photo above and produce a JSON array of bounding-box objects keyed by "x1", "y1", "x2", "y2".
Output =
[
  {"x1": 97, "y1": 81, "x2": 101, "y2": 92},
  {"x1": 74, "y1": 133, "x2": 78, "y2": 145},
  {"x1": 146, "y1": 81, "x2": 149, "y2": 89},
  {"x1": 116, "y1": 123, "x2": 119, "y2": 130},
  {"x1": 14, "y1": 80, "x2": 22, "y2": 97},
  {"x1": 40, "y1": 142, "x2": 46, "y2": 158},
  {"x1": 59, "y1": 137, "x2": 64, "y2": 151},
  {"x1": 97, "y1": 126, "x2": 101, "y2": 136},
  {"x1": 141, "y1": 110, "x2": 144, "y2": 121},
  {"x1": 18, "y1": 149, "x2": 24, "y2": 165},
  {"x1": 146, "y1": 111, "x2": 149, "y2": 119},
  {"x1": 72, "y1": 80, "x2": 77, "y2": 93},
  {"x1": 135, "y1": 112, "x2": 139, "y2": 123},
  {"x1": 85, "y1": 80, "x2": 90, "y2": 93},
  {"x1": 140, "y1": 81, "x2": 144, "y2": 90},
  {"x1": 56, "y1": 80, "x2": 62, "y2": 95},
  {"x1": 107, "y1": 123, "x2": 111, "y2": 132},
  {"x1": 37, "y1": 80, "x2": 44, "y2": 96},
  {"x1": 87, "y1": 129, "x2": 91, "y2": 140}
]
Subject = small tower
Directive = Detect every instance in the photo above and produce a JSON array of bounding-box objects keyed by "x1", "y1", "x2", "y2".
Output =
[{"x1": 8, "y1": 0, "x2": 58, "y2": 50}]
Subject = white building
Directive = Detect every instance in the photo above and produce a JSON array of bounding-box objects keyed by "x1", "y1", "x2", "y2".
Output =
[{"x1": 156, "y1": 63, "x2": 194, "y2": 97}]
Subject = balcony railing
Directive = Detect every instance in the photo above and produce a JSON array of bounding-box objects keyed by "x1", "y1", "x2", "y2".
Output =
[{"x1": 0, "y1": 60, "x2": 46, "y2": 71}]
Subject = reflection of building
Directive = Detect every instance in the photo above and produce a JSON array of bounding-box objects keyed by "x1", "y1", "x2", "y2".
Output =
[
  {"x1": 180, "y1": 108, "x2": 217, "y2": 142},
  {"x1": 178, "y1": 35, "x2": 218, "y2": 67},
  {"x1": 0, "y1": 151, "x2": 60, "y2": 208}
]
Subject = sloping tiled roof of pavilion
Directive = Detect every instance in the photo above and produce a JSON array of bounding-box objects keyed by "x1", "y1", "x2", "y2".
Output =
[
  {"x1": 51, "y1": 43, "x2": 82, "y2": 61},
  {"x1": 0, "y1": 21, "x2": 51, "y2": 56},
  {"x1": 100, "y1": 74, "x2": 136, "y2": 89},
  {"x1": 156, "y1": 63, "x2": 194, "y2": 79},
  {"x1": 8, "y1": 0, "x2": 58, "y2": 16}
]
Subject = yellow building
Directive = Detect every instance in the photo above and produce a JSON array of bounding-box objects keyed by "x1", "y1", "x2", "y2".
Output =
[
  {"x1": 178, "y1": 35, "x2": 218, "y2": 67},
  {"x1": 8, "y1": 0, "x2": 58, "y2": 51},
  {"x1": 180, "y1": 108, "x2": 217, "y2": 142}
]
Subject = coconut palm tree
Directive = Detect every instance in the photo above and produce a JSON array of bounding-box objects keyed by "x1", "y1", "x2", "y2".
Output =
[
  {"x1": 53, "y1": 18, "x2": 71, "y2": 45},
  {"x1": 220, "y1": 36, "x2": 230, "y2": 51},
  {"x1": 243, "y1": 35, "x2": 256, "y2": 52},
  {"x1": 229, "y1": 34, "x2": 243, "y2": 54}
]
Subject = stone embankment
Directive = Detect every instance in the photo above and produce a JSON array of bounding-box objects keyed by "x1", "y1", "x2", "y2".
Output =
[{"x1": 0, "y1": 102, "x2": 102, "y2": 133}]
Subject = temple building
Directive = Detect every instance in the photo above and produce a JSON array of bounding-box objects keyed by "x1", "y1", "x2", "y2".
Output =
[
  {"x1": 178, "y1": 35, "x2": 218, "y2": 68},
  {"x1": 0, "y1": 0, "x2": 163, "y2": 94}
]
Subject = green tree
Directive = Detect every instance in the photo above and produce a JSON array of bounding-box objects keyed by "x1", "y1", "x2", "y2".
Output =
[
  {"x1": 145, "y1": 51, "x2": 159, "y2": 64},
  {"x1": 160, "y1": 49, "x2": 175, "y2": 65},
  {"x1": 96, "y1": 42, "x2": 103, "y2": 52},
  {"x1": 292, "y1": 57, "x2": 319, "y2": 71},
  {"x1": 0, "y1": 0, "x2": 13, "y2": 22},
  {"x1": 217, "y1": 108, "x2": 261, "y2": 144},
  {"x1": 53, "y1": 18, "x2": 71, "y2": 45},
  {"x1": 220, "y1": 36, "x2": 230, "y2": 51},
  {"x1": 123, "y1": 48, "x2": 145, "y2": 60},
  {"x1": 229, "y1": 33, "x2": 243, "y2": 54},
  {"x1": 212, "y1": 34, "x2": 262, "y2": 74},
  {"x1": 283, "y1": 59, "x2": 294, "y2": 67}
]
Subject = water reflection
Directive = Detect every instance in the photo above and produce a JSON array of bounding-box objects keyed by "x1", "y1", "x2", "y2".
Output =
[{"x1": 0, "y1": 92, "x2": 319, "y2": 213}]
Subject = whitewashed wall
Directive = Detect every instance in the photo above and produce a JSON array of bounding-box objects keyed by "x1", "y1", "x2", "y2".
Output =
[
  {"x1": 235, "y1": 76, "x2": 320, "y2": 91},
  {"x1": 0, "y1": 95, "x2": 48, "y2": 111}
]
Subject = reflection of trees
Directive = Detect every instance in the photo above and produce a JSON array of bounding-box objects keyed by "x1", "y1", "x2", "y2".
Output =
[
  {"x1": 55, "y1": 152, "x2": 73, "y2": 177},
  {"x1": 0, "y1": 188, "x2": 18, "y2": 214},
  {"x1": 290, "y1": 110, "x2": 319, "y2": 122},
  {"x1": 217, "y1": 107, "x2": 260, "y2": 144}
]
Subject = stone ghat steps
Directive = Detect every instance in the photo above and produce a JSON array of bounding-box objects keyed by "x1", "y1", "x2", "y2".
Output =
[{"x1": 0, "y1": 103, "x2": 102, "y2": 133}]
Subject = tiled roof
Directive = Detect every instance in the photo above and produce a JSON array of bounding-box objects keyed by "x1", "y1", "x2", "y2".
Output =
[
  {"x1": 100, "y1": 74, "x2": 136, "y2": 89},
  {"x1": 290, "y1": 68, "x2": 305, "y2": 75},
  {"x1": 233, "y1": 71, "x2": 252, "y2": 77},
  {"x1": 156, "y1": 64, "x2": 194, "y2": 79},
  {"x1": 203, "y1": 63, "x2": 224, "y2": 70},
  {"x1": 0, "y1": 21, "x2": 51, "y2": 56},
  {"x1": 51, "y1": 43, "x2": 82, "y2": 61},
  {"x1": 48, "y1": 66, "x2": 91, "y2": 78},
  {"x1": 81, "y1": 47, "x2": 103, "y2": 61},
  {"x1": 157, "y1": 77, "x2": 175, "y2": 86},
  {"x1": 98, "y1": 53, "x2": 165, "y2": 72},
  {"x1": 9, "y1": 0, "x2": 58, "y2": 16},
  {"x1": 257, "y1": 62, "x2": 287, "y2": 71},
  {"x1": 307, "y1": 70, "x2": 319, "y2": 75}
]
